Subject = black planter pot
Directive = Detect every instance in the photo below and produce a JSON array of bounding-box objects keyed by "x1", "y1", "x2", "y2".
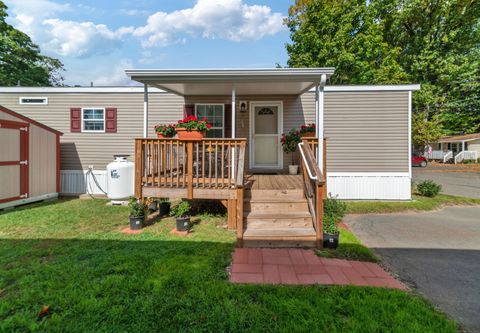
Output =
[
  {"x1": 129, "y1": 215, "x2": 144, "y2": 230},
  {"x1": 159, "y1": 202, "x2": 171, "y2": 216},
  {"x1": 176, "y1": 217, "x2": 191, "y2": 231},
  {"x1": 323, "y1": 232, "x2": 339, "y2": 249}
]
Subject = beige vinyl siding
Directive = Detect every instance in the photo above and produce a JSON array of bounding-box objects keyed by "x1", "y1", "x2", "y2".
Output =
[
  {"x1": 0, "y1": 93, "x2": 184, "y2": 170},
  {"x1": 467, "y1": 140, "x2": 480, "y2": 157},
  {"x1": 29, "y1": 124, "x2": 57, "y2": 196},
  {"x1": 324, "y1": 91, "x2": 409, "y2": 172}
]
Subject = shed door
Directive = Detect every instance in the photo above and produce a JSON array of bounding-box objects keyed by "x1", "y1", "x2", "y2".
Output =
[{"x1": 0, "y1": 120, "x2": 29, "y2": 204}]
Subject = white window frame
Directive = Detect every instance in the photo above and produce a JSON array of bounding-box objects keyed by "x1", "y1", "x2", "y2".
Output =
[
  {"x1": 19, "y1": 97, "x2": 48, "y2": 105},
  {"x1": 81, "y1": 107, "x2": 106, "y2": 133},
  {"x1": 195, "y1": 103, "x2": 225, "y2": 138}
]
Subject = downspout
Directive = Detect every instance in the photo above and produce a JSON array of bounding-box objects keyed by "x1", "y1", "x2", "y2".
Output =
[
  {"x1": 143, "y1": 83, "x2": 149, "y2": 138},
  {"x1": 316, "y1": 74, "x2": 327, "y2": 173}
]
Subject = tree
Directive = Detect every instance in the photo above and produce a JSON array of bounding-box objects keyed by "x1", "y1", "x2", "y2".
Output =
[
  {"x1": 0, "y1": 1, "x2": 64, "y2": 86},
  {"x1": 412, "y1": 111, "x2": 443, "y2": 147},
  {"x1": 285, "y1": 0, "x2": 480, "y2": 135}
]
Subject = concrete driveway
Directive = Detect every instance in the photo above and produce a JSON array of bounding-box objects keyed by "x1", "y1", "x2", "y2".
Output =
[
  {"x1": 345, "y1": 206, "x2": 480, "y2": 332},
  {"x1": 413, "y1": 166, "x2": 480, "y2": 199}
]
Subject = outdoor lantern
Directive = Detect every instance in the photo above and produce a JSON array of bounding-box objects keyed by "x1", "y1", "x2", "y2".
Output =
[{"x1": 239, "y1": 101, "x2": 247, "y2": 113}]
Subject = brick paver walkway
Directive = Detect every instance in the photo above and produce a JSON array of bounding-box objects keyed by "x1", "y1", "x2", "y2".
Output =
[{"x1": 230, "y1": 248, "x2": 406, "y2": 289}]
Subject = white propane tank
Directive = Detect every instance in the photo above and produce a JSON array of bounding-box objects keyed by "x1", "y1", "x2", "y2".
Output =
[{"x1": 106, "y1": 155, "x2": 134, "y2": 200}]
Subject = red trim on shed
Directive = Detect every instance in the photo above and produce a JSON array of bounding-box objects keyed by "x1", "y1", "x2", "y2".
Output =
[
  {"x1": 0, "y1": 105, "x2": 62, "y2": 135},
  {"x1": 0, "y1": 196, "x2": 22, "y2": 204},
  {"x1": 0, "y1": 119, "x2": 28, "y2": 129},
  {"x1": 56, "y1": 134, "x2": 60, "y2": 193},
  {"x1": 20, "y1": 125, "x2": 29, "y2": 197}
]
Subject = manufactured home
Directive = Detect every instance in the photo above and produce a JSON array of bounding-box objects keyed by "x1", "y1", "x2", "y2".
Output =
[
  {"x1": 0, "y1": 68, "x2": 419, "y2": 246},
  {"x1": 426, "y1": 133, "x2": 480, "y2": 163}
]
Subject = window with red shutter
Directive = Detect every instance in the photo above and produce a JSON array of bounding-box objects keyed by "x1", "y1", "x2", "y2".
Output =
[
  {"x1": 70, "y1": 108, "x2": 81, "y2": 132},
  {"x1": 105, "y1": 107, "x2": 117, "y2": 133},
  {"x1": 224, "y1": 104, "x2": 232, "y2": 138}
]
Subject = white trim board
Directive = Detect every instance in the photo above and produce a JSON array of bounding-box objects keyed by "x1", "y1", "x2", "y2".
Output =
[{"x1": 0, "y1": 84, "x2": 420, "y2": 94}]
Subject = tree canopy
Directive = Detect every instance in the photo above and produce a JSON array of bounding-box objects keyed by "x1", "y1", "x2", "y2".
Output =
[
  {"x1": 0, "y1": 1, "x2": 64, "y2": 86},
  {"x1": 286, "y1": 0, "x2": 480, "y2": 135}
]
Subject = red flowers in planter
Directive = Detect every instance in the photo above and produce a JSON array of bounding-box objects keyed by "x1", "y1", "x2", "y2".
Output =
[
  {"x1": 154, "y1": 124, "x2": 176, "y2": 138},
  {"x1": 300, "y1": 123, "x2": 316, "y2": 137},
  {"x1": 176, "y1": 115, "x2": 212, "y2": 132}
]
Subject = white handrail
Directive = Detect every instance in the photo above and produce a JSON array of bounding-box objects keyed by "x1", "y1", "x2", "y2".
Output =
[
  {"x1": 443, "y1": 151, "x2": 453, "y2": 163},
  {"x1": 454, "y1": 151, "x2": 464, "y2": 164},
  {"x1": 298, "y1": 142, "x2": 317, "y2": 180}
]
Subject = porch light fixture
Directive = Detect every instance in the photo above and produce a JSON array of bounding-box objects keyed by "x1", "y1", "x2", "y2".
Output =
[{"x1": 239, "y1": 101, "x2": 247, "y2": 113}]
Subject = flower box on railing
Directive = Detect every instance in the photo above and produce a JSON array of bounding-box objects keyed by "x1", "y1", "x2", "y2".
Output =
[{"x1": 176, "y1": 128, "x2": 206, "y2": 141}]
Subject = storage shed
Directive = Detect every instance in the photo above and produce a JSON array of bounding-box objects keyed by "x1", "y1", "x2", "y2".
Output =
[{"x1": 0, "y1": 105, "x2": 62, "y2": 209}]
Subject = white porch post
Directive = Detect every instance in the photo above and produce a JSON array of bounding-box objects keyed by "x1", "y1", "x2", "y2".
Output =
[
  {"x1": 231, "y1": 87, "x2": 236, "y2": 179},
  {"x1": 143, "y1": 83, "x2": 149, "y2": 138},
  {"x1": 316, "y1": 74, "x2": 327, "y2": 173},
  {"x1": 462, "y1": 141, "x2": 465, "y2": 152}
]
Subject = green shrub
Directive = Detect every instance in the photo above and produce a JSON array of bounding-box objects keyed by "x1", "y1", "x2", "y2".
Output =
[
  {"x1": 128, "y1": 197, "x2": 147, "y2": 217},
  {"x1": 170, "y1": 200, "x2": 191, "y2": 218},
  {"x1": 324, "y1": 195, "x2": 347, "y2": 222},
  {"x1": 416, "y1": 180, "x2": 442, "y2": 197},
  {"x1": 323, "y1": 214, "x2": 338, "y2": 234}
]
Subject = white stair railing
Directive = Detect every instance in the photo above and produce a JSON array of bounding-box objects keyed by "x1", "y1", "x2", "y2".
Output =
[
  {"x1": 443, "y1": 151, "x2": 453, "y2": 163},
  {"x1": 454, "y1": 151, "x2": 464, "y2": 164},
  {"x1": 463, "y1": 151, "x2": 478, "y2": 161}
]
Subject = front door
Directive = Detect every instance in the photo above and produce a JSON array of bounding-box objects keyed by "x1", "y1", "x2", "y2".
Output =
[{"x1": 251, "y1": 102, "x2": 282, "y2": 169}]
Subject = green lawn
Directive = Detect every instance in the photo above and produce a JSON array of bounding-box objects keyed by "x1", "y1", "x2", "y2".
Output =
[
  {"x1": 346, "y1": 194, "x2": 480, "y2": 214},
  {"x1": 0, "y1": 199, "x2": 456, "y2": 332}
]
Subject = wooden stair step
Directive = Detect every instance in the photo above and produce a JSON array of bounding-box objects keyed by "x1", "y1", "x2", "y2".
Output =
[
  {"x1": 244, "y1": 201, "x2": 308, "y2": 213},
  {"x1": 244, "y1": 189, "x2": 304, "y2": 201},
  {"x1": 243, "y1": 227, "x2": 316, "y2": 239},
  {"x1": 245, "y1": 211, "x2": 312, "y2": 219}
]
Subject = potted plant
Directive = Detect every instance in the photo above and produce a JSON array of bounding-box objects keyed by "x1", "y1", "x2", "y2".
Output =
[
  {"x1": 322, "y1": 215, "x2": 339, "y2": 249},
  {"x1": 154, "y1": 124, "x2": 176, "y2": 138},
  {"x1": 176, "y1": 115, "x2": 212, "y2": 141},
  {"x1": 159, "y1": 198, "x2": 171, "y2": 216},
  {"x1": 322, "y1": 196, "x2": 346, "y2": 249},
  {"x1": 170, "y1": 200, "x2": 191, "y2": 231},
  {"x1": 281, "y1": 128, "x2": 302, "y2": 175},
  {"x1": 300, "y1": 123, "x2": 316, "y2": 138},
  {"x1": 128, "y1": 197, "x2": 147, "y2": 230}
]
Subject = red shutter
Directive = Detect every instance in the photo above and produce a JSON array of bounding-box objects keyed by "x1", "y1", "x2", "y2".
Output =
[
  {"x1": 105, "y1": 107, "x2": 117, "y2": 133},
  {"x1": 224, "y1": 104, "x2": 232, "y2": 138},
  {"x1": 183, "y1": 104, "x2": 195, "y2": 117},
  {"x1": 70, "y1": 108, "x2": 81, "y2": 132}
]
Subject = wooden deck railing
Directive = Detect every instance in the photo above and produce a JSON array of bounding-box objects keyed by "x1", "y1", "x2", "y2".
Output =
[
  {"x1": 298, "y1": 138, "x2": 327, "y2": 247},
  {"x1": 135, "y1": 138, "x2": 246, "y2": 199}
]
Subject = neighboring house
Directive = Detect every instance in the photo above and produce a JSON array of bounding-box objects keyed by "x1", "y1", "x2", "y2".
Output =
[
  {"x1": 427, "y1": 133, "x2": 480, "y2": 164},
  {"x1": 0, "y1": 68, "x2": 419, "y2": 201}
]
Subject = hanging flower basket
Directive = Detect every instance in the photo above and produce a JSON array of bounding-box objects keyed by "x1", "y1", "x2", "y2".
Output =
[{"x1": 175, "y1": 115, "x2": 211, "y2": 141}]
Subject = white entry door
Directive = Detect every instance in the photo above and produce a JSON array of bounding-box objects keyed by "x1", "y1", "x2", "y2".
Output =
[{"x1": 250, "y1": 102, "x2": 282, "y2": 169}]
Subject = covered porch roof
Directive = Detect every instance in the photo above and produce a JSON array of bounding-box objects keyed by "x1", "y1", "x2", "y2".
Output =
[
  {"x1": 125, "y1": 68, "x2": 335, "y2": 96},
  {"x1": 438, "y1": 133, "x2": 480, "y2": 143}
]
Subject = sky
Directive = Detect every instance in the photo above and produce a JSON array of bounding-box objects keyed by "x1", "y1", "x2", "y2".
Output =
[{"x1": 4, "y1": 0, "x2": 293, "y2": 86}]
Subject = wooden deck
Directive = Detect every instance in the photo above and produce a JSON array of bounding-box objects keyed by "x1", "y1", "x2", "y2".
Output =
[
  {"x1": 135, "y1": 138, "x2": 326, "y2": 248},
  {"x1": 245, "y1": 174, "x2": 303, "y2": 190}
]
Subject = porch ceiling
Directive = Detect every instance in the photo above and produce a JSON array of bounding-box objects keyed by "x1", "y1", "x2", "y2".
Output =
[{"x1": 125, "y1": 68, "x2": 335, "y2": 96}]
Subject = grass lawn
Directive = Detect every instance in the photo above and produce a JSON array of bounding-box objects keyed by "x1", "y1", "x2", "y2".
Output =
[
  {"x1": 0, "y1": 199, "x2": 457, "y2": 332},
  {"x1": 346, "y1": 194, "x2": 480, "y2": 214}
]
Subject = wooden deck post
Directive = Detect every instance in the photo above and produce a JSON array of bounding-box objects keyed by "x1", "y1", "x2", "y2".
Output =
[
  {"x1": 134, "y1": 139, "x2": 143, "y2": 199},
  {"x1": 187, "y1": 141, "x2": 194, "y2": 199},
  {"x1": 316, "y1": 183, "x2": 324, "y2": 248},
  {"x1": 227, "y1": 199, "x2": 237, "y2": 229},
  {"x1": 236, "y1": 187, "x2": 244, "y2": 245}
]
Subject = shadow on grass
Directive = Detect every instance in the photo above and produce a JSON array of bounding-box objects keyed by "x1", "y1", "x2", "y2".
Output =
[{"x1": 0, "y1": 237, "x2": 458, "y2": 333}]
